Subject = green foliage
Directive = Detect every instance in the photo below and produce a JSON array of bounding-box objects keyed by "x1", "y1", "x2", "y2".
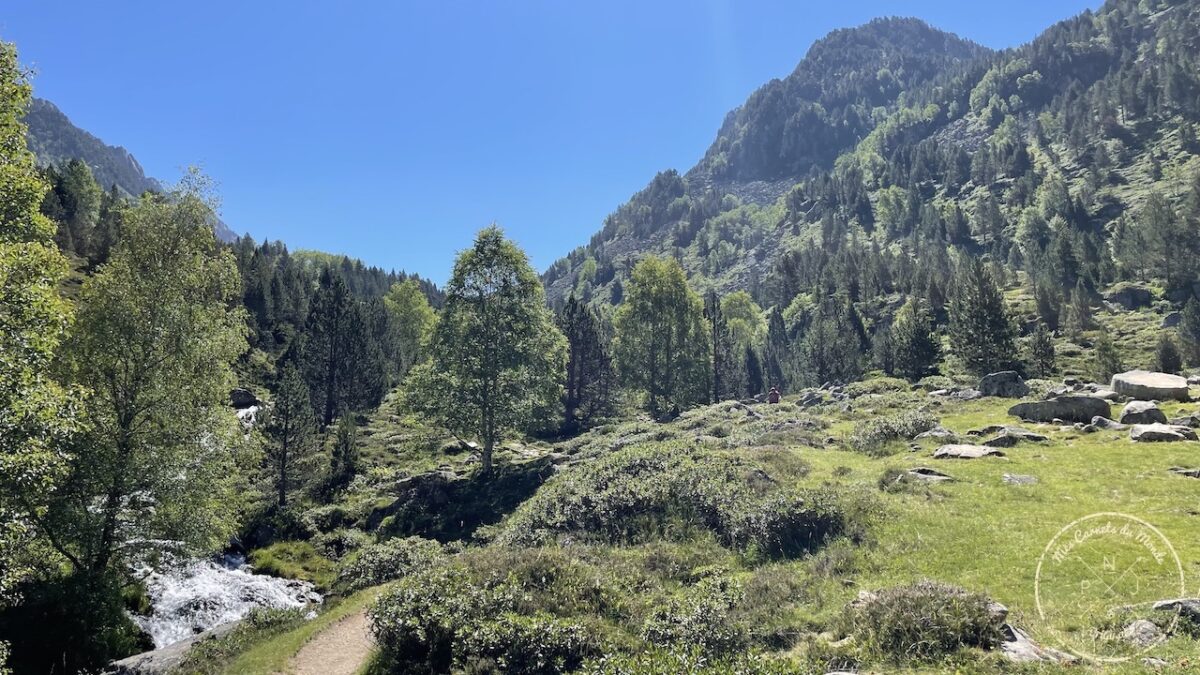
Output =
[
  {"x1": 839, "y1": 581, "x2": 1005, "y2": 663},
  {"x1": 947, "y1": 258, "x2": 1018, "y2": 375},
  {"x1": 328, "y1": 414, "x2": 359, "y2": 492},
  {"x1": 1155, "y1": 332, "x2": 1182, "y2": 374},
  {"x1": 249, "y1": 540, "x2": 336, "y2": 589},
  {"x1": 495, "y1": 444, "x2": 847, "y2": 559},
  {"x1": 891, "y1": 298, "x2": 939, "y2": 381},
  {"x1": 582, "y1": 647, "x2": 794, "y2": 675},
  {"x1": 262, "y1": 362, "x2": 317, "y2": 507},
  {"x1": 1092, "y1": 329, "x2": 1124, "y2": 383},
  {"x1": 383, "y1": 278, "x2": 436, "y2": 377},
  {"x1": 50, "y1": 173, "x2": 248, "y2": 578},
  {"x1": 336, "y1": 536, "x2": 444, "y2": 593},
  {"x1": 456, "y1": 612, "x2": 597, "y2": 675},
  {"x1": 407, "y1": 226, "x2": 566, "y2": 473},
  {"x1": 559, "y1": 295, "x2": 618, "y2": 432},
  {"x1": 174, "y1": 607, "x2": 307, "y2": 675},
  {"x1": 1025, "y1": 322, "x2": 1057, "y2": 377},
  {"x1": 614, "y1": 257, "x2": 710, "y2": 414},
  {"x1": 641, "y1": 576, "x2": 745, "y2": 654},
  {"x1": 848, "y1": 410, "x2": 937, "y2": 457},
  {"x1": 1182, "y1": 297, "x2": 1200, "y2": 367}
]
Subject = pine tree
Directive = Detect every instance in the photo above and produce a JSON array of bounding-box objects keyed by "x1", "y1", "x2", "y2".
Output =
[
  {"x1": 947, "y1": 258, "x2": 1018, "y2": 375},
  {"x1": 1063, "y1": 280, "x2": 1093, "y2": 337},
  {"x1": 1155, "y1": 332, "x2": 1182, "y2": 374},
  {"x1": 1092, "y1": 330, "x2": 1124, "y2": 383},
  {"x1": 558, "y1": 295, "x2": 616, "y2": 433},
  {"x1": 329, "y1": 414, "x2": 359, "y2": 492},
  {"x1": 1180, "y1": 297, "x2": 1200, "y2": 367},
  {"x1": 1026, "y1": 322, "x2": 1057, "y2": 377},
  {"x1": 892, "y1": 298, "x2": 940, "y2": 381},
  {"x1": 704, "y1": 290, "x2": 739, "y2": 402},
  {"x1": 264, "y1": 363, "x2": 316, "y2": 507}
]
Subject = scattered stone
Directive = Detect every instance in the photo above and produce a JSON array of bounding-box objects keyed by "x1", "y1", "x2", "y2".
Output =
[
  {"x1": 1169, "y1": 414, "x2": 1200, "y2": 428},
  {"x1": 933, "y1": 444, "x2": 1005, "y2": 459},
  {"x1": 1119, "y1": 400, "x2": 1168, "y2": 425},
  {"x1": 1092, "y1": 388, "x2": 1119, "y2": 401},
  {"x1": 1153, "y1": 598, "x2": 1200, "y2": 622},
  {"x1": 978, "y1": 371, "x2": 1029, "y2": 398},
  {"x1": 1130, "y1": 423, "x2": 1199, "y2": 442},
  {"x1": 999, "y1": 624, "x2": 1077, "y2": 664},
  {"x1": 929, "y1": 388, "x2": 950, "y2": 397},
  {"x1": 1009, "y1": 396, "x2": 1111, "y2": 424},
  {"x1": 1103, "y1": 283, "x2": 1153, "y2": 310},
  {"x1": 1003, "y1": 473, "x2": 1038, "y2": 485},
  {"x1": 1162, "y1": 311, "x2": 1182, "y2": 328},
  {"x1": 952, "y1": 388, "x2": 983, "y2": 401},
  {"x1": 914, "y1": 425, "x2": 955, "y2": 440},
  {"x1": 1111, "y1": 370, "x2": 1191, "y2": 402},
  {"x1": 982, "y1": 427, "x2": 1049, "y2": 447},
  {"x1": 902, "y1": 467, "x2": 955, "y2": 483},
  {"x1": 1168, "y1": 467, "x2": 1200, "y2": 478},
  {"x1": 1121, "y1": 620, "x2": 1162, "y2": 648},
  {"x1": 1189, "y1": 375, "x2": 1200, "y2": 386},
  {"x1": 965, "y1": 424, "x2": 1006, "y2": 437},
  {"x1": 1080, "y1": 423, "x2": 1098, "y2": 433},
  {"x1": 1142, "y1": 656, "x2": 1168, "y2": 669},
  {"x1": 229, "y1": 387, "x2": 259, "y2": 409},
  {"x1": 1091, "y1": 416, "x2": 1128, "y2": 430}
]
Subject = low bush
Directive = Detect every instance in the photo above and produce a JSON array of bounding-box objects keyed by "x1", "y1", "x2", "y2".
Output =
[
  {"x1": 336, "y1": 536, "x2": 444, "y2": 593},
  {"x1": 494, "y1": 444, "x2": 847, "y2": 559},
  {"x1": 248, "y1": 540, "x2": 337, "y2": 589},
  {"x1": 311, "y1": 527, "x2": 372, "y2": 560},
  {"x1": 839, "y1": 580, "x2": 1005, "y2": 662},
  {"x1": 582, "y1": 647, "x2": 794, "y2": 674},
  {"x1": 641, "y1": 576, "x2": 745, "y2": 654},
  {"x1": 845, "y1": 377, "x2": 909, "y2": 397},
  {"x1": 847, "y1": 410, "x2": 937, "y2": 456},
  {"x1": 457, "y1": 612, "x2": 597, "y2": 674},
  {"x1": 174, "y1": 607, "x2": 306, "y2": 674}
]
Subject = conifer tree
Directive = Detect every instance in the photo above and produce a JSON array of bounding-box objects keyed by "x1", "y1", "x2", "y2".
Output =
[
  {"x1": 329, "y1": 414, "x2": 359, "y2": 492},
  {"x1": 947, "y1": 258, "x2": 1018, "y2": 375},
  {"x1": 264, "y1": 363, "x2": 316, "y2": 507},
  {"x1": 1092, "y1": 330, "x2": 1124, "y2": 383},
  {"x1": 892, "y1": 298, "x2": 940, "y2": 381},
  {"x1": 558, "y1": 295, "x2": 616, "y2": 432},
  {"x1": 1180, "y1": 297, "x2": 1200, "y2": 367},
  {"x1": 1026, "y1": 322, "x2": 1057, "y2": 377},
  {"x1": 1155, "y1": 332, "x2": 1182, "y2": 374}
]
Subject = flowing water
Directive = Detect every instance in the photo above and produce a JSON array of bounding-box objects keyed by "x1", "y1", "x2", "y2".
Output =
[{"x1": 133, "y1": 553, "x2": 322, "y2": 648}]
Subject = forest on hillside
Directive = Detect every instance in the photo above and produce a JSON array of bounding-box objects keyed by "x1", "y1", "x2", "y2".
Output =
[{"x1": 3, "y1": 1, "x2": 1200, "y2": 673}]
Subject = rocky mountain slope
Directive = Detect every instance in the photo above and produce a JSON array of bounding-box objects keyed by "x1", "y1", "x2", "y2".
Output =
[
  {"x1": 24, "y1": 97, "x2": 237, "y2": 241},
  {"x1": 543, "y1": 0, "x2": 1200, "y2": 311}
]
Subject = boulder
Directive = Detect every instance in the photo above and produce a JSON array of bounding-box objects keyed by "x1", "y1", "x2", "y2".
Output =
[
  {"x1": 1169, "y1": 414, "x2": 1200, "y2": 428},
  {"x1": 897, "y1": 467, "x2": 955, "y2": 484},
  {"x1": 1162, "y1": 311, "x2": 1182, "y2": 328},
  {"x1": 1130, "y1": 423, "x2": 1199, "y2": 443},
  {"x1": 1111, "y1": 370, "x2": 1191, "y2": 402},
  {"x1": 1092, "y1": 388, "x2": 1119, "y2": 401},
  {"x1": 1168, "y1": 467, "x2": 1200, "y2": 478},
  {"x1": 934, "y1": 444, "x2": 1005, "y2": 459},
  {"x1": 1103, "y1": 283, "x2": 1154, "y2": 310},
  {"x1": 108, "y1": 622, "x2": 238, "y2": 674},
  {"x1": 978, "y1": 371, "x2": 1029, "y2": 398},
  {"x1": 1091, "y1": 415, "x2": 1127, "y2": 430},
  {"x1": 1119, "y1": 400, "x2": 1168, "y2": 425},
  {"x1": 952, "y1": 388, "x2": 983, "y2": 401},
  {"x1": 983, "y1": 427, "x2": 1049, "y2": 447},
  {"x1": 999, "y1": 624, "x2": 1077, "y2": 664},
  {"x1": 1153, "y1": 598, "x2": 1200, "y2": 623},
  {"x1": 914, "y1": 425, "x2": 955, "y2": 440},
  {"x1": 229, "y1": 387, "x2": 259, "y2": 409},
  {"x1": 1009, "y1": 396, "x2": 1111, "y2": 424},
  {"x1": 1121, "y1": 619, "x2": 1161, "y2": 648},
  {"x1": 1189, "y1": 375, "x2": 1200, "y2": 386}
]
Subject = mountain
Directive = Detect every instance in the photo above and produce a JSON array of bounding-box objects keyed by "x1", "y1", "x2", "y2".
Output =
[
  {"x1": 543, "y1": 1, "x2": 1200, "y2": 316},
  {"x1": 23, "y1": 97, "x2": 238, "y2": 242}
]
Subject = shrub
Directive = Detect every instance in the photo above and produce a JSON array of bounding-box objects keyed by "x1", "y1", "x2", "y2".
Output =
[
  {"x1": 582, "y1": 647, "x2": 794, "y2": 674},
  {"x1": 336, "y1": 536, "x2": 444, "y2": 593},
  {"x1": 456, "y1": 613, "x2": 597, "y2": 674},
  {"x1": 311, "y1": 528, "x2": 372, "y2": 560},
  {"x1": 494, "y1": 444, "x2": 847, "y2": 558},
  {"x1": 847, "y1": 410, "x2": 937, "y2": 456},
  {"x1": 839, "y1": 580, "x2": 1005, "y2": 662},
  {"x1": 175, "y1": 607, "x2": 306, "y2": 674},
  {"x1": 641, "y1": 577, "x2": 745, "y2": 654},
  {"x1": 845, "y1": 377, "x2": 909, "y2": 397},
  {"x1": 248, "y1": 540, "x2": 336, "y2": 589}
]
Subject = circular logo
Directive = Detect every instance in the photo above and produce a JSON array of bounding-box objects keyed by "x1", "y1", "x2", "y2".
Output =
[{"x1": 1034, "y1": 512, "x2": 1185, "y2": 662}]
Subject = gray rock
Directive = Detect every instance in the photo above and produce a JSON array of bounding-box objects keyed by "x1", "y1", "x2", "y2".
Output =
[
  {"x1": 1121, "y1": 619, "x2": 1161, "y2": 648},
  {"x1": 1002, "y1": 473, "x2": 1039, "y2": 485},
  {"x1": 953, "y1": 388, "x2": 983, "y2": 401},
  {"x1": 1130, "y1": 423, "x2": 1199, "y2": 442},
  {"x1": 1111, "y1": 370, "x2": 1191, "y2": 402},
  {"x1": 1093, "y1": 388, "x2": 1120, "y2": 401},
  {"x1": 107, "y1": 622, "x2": 238, "y2": 674},
  {"x1": 966, "y1": 424, "x2": 1006, "y2": 437},
  {"x1": 1189, "y1": 375, "x2": 1200, "y2": 386},
  {"x1": 902, "y1": 467, "x2": 955, "y2": 483},
  {"x1": 1119, "y1": 400, "x2": 1168, "y2": 425},
  {"x1": 1091, "y1": 415, "x2": 1128, "y2": 430},
  {"x1": 1153, "y1": 598, "x2": 1200, "y2": 622},
  {"x1": 1168, "y1": 467, "x2": 1200, "y2": 478},
  {"x1": 1142, "y1": 657, "x2": 1169, "y2": 669},
  {"x1": 982, "y1": 427, "x2": 1049, "y2": 448},
  {"x1": 229, "y1": 387, "x2": 259, "y2": 409},
  {"x1": 914, "y1": 425, "x2": 955, "y2": 440},
  {"x1": 1104, "y1": 284, "x2": 1154, "y2": 310},
  {"x1": 934, "y1": 444, "x2": 1005, "y2": 459},
  {"x1": 1169, "y1": 414, "x2": 1200, "y2": 428},
  {"x1": 1162, "y1": 311, "x2": 1182, "y2": 328},
  {"x1": 1009, "y1": 396, "x2": 1111, "y2": 424},
  {"x1": 979, "y1": 371, "x2": 1029, "y2": 398},
  {"x1": 999, "y1": 624, "x2": 1077, "y2": 664}
]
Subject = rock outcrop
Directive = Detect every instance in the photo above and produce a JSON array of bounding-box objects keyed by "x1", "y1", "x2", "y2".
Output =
[
  {"x1": 1130, "y1": 423, "x2": 1199, "y2": 442},
  {"x1": 978, "y1": 371, "x2": 1029, "y2": 398},
  {"x1": 933, "y1": 444, "x2": 1005, "y2": 459},
  {"x1": 1008, "y1": 396, "x2": 1111, "y2": 424},
  {"x1": 1111, "y1": 370, "x2": 1190, "y2": 402},
  {"x1": 1119, "y1": 400, "x2": 1168, "y2": 425}
]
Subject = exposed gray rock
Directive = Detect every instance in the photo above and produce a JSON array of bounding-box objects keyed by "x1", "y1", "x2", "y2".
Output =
[
  {"x1": 1002, "y1": 473, "x2": 1038, "y2": 485},
  {"x1": 982, "y1": 427, "x2": 1049, "y2": 447},
  {"x1": 1153, "y1": 598, "x2": 1200, "y2": 622},
  {"x1": 1092, "y1": 388, "x2": 1119, "y2": 401},
  {"x1": 1104, "y1": 284, "x2": 1154, "y2": 310},
  {"x1": 1111, "y1": 370, "x2": 1191, "y2": 402},
  {"x1": 1169, "y1": 414, "x2": 1200, "y2": 428},
  {"x1": 1009, "y1": 396, "x2": 1111, "y2": 424},
  {"x1": 1130, "y1": 423, "x2": 1199, "y2": 442},
  {"x1": 934, "y1": 444, "x2": 1005, "y2": 459},
  {"x1": 1121, "y1": 619, "x2": 1162, "y2": 648},
  {"x1": 229, "y1": 387, "x2": 259, "y2": 409},
  {"x1": 1169, "y1": 467, "x2": 1200, "y2": 478},
  {"x1": 914, "y1": 425, "x2": 955, "y2": 440},
  {"x1": 107, "y1": 622, "x2": 238, "y2": 674},
  {"x1": 900, "y1": 467, "x2": 955, "y2": 483},
  {"x1": 999, "y1": 624, "x2": 1077, "y2": 664},
  {"x1": 978, "y1": 371, "x2": 1029, "y2": 398},
  {"x1": 1162, "y1": 311, "x2": 1182, "y2": 328},
  {"x1": 953, "y1": 388, "x2": 983, "y2": 401},
  {"x1": 1091, "y1": 415, "x2": 1127, "y2": 430},
  {"x1": 1189, "y1": 375, "x2": 1200, "y2": 386},
  {"x1": 966, "y1": 424, "x2": 1006, "y2": 437},
  {"x1": 1119, "y1": 400, "x2": 1168, "y2": 425}
]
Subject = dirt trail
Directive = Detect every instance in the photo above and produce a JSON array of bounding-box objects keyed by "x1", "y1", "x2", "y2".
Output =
[{"x1": 287, "y1": 609, "x2": 374, "y2": 675}]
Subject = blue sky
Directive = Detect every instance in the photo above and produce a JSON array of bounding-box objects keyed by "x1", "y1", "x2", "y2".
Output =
[{"x1": 2, "y1": 1, "x2": 1098, "y2": 283}]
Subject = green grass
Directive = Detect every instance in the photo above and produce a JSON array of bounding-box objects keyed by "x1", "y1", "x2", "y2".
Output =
[
  {"x1": 225, "y1": 586, "x2": 387, "y2": 674},
  {"x1": 249, "y1": 540, "x2": 337, "y2": 590}
]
